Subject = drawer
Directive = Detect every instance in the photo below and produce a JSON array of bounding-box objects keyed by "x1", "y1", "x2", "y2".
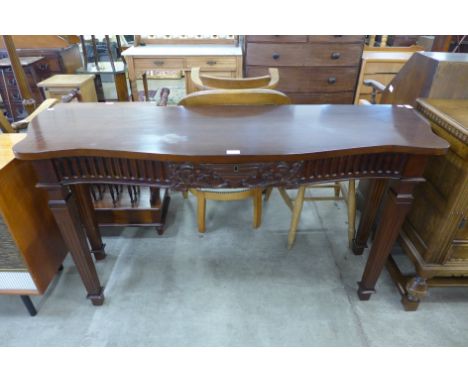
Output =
[
  {"x1": 247, "y1": 66, "x2": 359, "y2": 93},
  {"x1": 185, "y1": 57, "x2": 237, "y2": 71},
  {"x1": 135, "y1": 58, "x2": 184, "y2": 72},
  {"x1": 286, "y1": 91, "x2": 355, "y2": 104},
  {"x1": 365, "y1": 62, "x2": 405, "y2": 74},
  {"x1": 308, "y1": 35, "x2": 365, "y2": 43},
  {"x1": 246, "y1": 35, "x2": 308, "y2": 43},
  {"x1": 246, "y1": 43, "x2": 362, "y2": 67}
]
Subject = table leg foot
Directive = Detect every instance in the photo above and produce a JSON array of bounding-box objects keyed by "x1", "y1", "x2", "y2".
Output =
[
  {"x1": 87, "y1": 287, "x2": 105, "y2": 306},
  {"x1": 357, "y1": 282, "x2": 376, "y2": 301},
  {"x1": 91, "y1": 243, "x2": 107, "y2": 261}
]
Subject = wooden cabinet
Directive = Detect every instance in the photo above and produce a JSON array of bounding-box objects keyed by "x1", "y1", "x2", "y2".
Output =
[
  {"x1": 388, "y1": 99, "x2": 468, "y2": 310},
  {"x1": 0, "y1": 134, "x2": 67, "y2": 298},
  {"x1": 245, "y1": 35, "x2": 365, "y2": 104},
  {"x1": 37, "y1": 74, "x2": 98, "y2": 102},
  {"x1": 0, "y1": 56, "x2": 51, "y2": 121}
]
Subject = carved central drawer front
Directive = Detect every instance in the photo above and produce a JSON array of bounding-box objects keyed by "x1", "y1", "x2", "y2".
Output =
[
  {"x1": 246, "y1": 43, "x2": 362, "y2": 67},
  {"x1": 185, "y1": 57, "x2": 237, "y2": 71}
]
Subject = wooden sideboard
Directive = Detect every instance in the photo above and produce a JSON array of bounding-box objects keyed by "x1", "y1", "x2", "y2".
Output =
[
  {"x1": 13, "y1": 103, "x2": 448, "y2": 307},
  {"x1": 388, "y1": 99, "x2": 468, "y2": 310},
  {"x1": 0, "y1": 134, "x2": 67, "y2": 308},
  {"x1": 122, "y1": 45, "x2": 243, "y2": 101},
  {"x1": 354, "y1": 51, "x2": 417, "y2": 104},
  {"x1": 0, "y1": 56, "x2": 51, "y2": 121},
  {"x1": 244, "y1": 35, "x2": 365, "y2": 104}
]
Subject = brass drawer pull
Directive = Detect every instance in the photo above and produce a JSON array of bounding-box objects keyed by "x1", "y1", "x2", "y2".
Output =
[
  {"x1": 206, "y1": 60, "x2": 217, "y2": 66},
  {"x1": 153, "y1": 60, "x2": 165, "y2": 66},
  {"x1": 331, "y1": 52, "x2": 341, "y2": 60},
  {"x1": 328, "y1": 77, "x2": 337, "y2": 84}
]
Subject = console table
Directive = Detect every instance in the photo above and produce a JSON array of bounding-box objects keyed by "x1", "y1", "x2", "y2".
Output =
[
  {"x1": 122, "y1": 45, "x2": 243, "y2": 101},
  {"x1": 13, "y1": 103, "x2": 448, "y2": 306}
]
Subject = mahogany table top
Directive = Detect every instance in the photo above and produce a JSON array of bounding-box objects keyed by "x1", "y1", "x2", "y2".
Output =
[{"x1": 13, "y1": 103, "x2": 448, "y2": 162}]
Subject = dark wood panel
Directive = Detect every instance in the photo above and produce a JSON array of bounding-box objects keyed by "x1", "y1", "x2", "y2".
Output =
[
  {"x1": 247, "y1": 66, "x2": 360, "y2": 93},
  {"x1": 246, "y1": 43, "x2": 363, "y2": 67}
]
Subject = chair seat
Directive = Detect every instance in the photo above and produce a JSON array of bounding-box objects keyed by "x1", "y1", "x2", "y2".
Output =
[{"x1": 199, "y1": 188, "x2": 250, "y2": 193}]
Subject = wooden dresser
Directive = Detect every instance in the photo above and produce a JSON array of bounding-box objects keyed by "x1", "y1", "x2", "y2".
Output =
[
  {"x1": 0, "y1": 134, "x2": 67, "y2": 301},
  {"x1": 388, "y1": 99, "x2": 468, "y2": 310},
  {"x1": 0, "y1": 56, "x2": 51, "y2": 121},
  {"x1": 244, "y1": 35, "x2": 365, "y2": 104}
]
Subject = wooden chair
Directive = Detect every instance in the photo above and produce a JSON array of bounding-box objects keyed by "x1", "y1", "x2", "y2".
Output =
[
  {"x1": 178, "y1": 88, "x2": 291, "y2": 233},
  {"x1": 191, "y1": 67, "x2": 279, "y2": 91}
]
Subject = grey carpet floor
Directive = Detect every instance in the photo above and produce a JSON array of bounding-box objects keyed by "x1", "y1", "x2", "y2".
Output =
[{"x1": 1, "y1": 189, "x2": 467, "y2": 346}]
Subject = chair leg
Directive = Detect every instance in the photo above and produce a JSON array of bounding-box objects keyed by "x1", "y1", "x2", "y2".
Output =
[
  {"x1": 252, "y1": 189, "x2": 262, "y2": 228},
  {"x1": 278, "y1": 187, "x2": 294, "y2": 211},
  {"x1": 142, "y1": 73, "x2": 149, "y2": 101},
  {"x1": 196, "y1": 190, "x2": 206, "y2": 233},
  {"x1": 264, "y1": 187, "x2": 273, "y2": 202},
  {"x1": 347, "y1": 180, "x2": 356, "y2": 249},
  {"x1": 20, "y1": 295, "x2": 37, "y2": 316},
  {"x1": 288, "y1": 186, "x2": 306, "y2": 249}
]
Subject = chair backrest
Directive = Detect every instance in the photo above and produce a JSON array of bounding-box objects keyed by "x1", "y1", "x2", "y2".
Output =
[
  {"x1": 178, "y1": 89, "x2": 291, "y2": 107},
  {"x1": 191, "y1": 67, "x2": 279, "y2": 91}
]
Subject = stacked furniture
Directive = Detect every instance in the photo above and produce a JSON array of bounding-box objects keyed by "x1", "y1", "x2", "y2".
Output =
[
  {"x1": 244, "y1": 35, "x2": 365, "y2": 104},
  {"x1": 0, "y1": 56, "x2": 51, "y2": 121}
]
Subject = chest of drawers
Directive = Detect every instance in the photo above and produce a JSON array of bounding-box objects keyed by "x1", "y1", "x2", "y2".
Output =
[
  {"x1": 245, "y1": 35, "x2": 365, "y2": 104},
  {"x1": 0, "y1": 56, "x2": 51, "y2": 121}
]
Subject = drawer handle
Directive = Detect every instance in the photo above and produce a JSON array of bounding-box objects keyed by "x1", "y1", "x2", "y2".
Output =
[
  {"x1": 333, "y1": 35, "x2": 343, "y2": 38},
  {"x1": 328, "y1": 77, "x2": 337, "y2": 84},
  {"x1": 233, "y1": 165, "x2": 239, "y2": 172},
  {"x1": 38, "y1": 63, "x2": 49, "y2": 71},
  {"x1": 206, "y1": 60, "x2": 217, "y2": 66},
  {"x1": 331, "y1": 52, "x2": 341, "y2": 60},
  {"x1": 153, "y1": 60, "x2": 165, "y2": 66},
  {"x1": 272, "y1": 53, "x2": 280, "y2": 60}
]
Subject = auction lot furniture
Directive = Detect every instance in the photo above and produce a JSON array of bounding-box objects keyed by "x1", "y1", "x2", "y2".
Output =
[
  {"x1": 387, "y1": 99, "x2": 468, "y2": 310},
  {"x1": 13, "y1": 103, "x2": 448, "y2": 306},
  {"x1": 122, "y1": 44, "x2": 243, "y2": 101},
  {"x1": 0, "y1": 134, "x2": 68, "y2": 315},
  {"x1": 244, "y1": 35, "x2": 364, "y2": 104}
]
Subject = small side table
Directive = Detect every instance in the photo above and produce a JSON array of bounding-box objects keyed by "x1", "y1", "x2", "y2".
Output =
[{"x1": 37, "y1": 74, "x2": 97, "y2": 102}]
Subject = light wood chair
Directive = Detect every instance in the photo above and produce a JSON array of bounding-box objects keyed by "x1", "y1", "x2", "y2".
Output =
[
  {"x1": 191, "y1": 67, "x2": 279, "y2": 91},
  {"x1": 178, "y1": 88, "x2": 291, "y2": 233}
]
